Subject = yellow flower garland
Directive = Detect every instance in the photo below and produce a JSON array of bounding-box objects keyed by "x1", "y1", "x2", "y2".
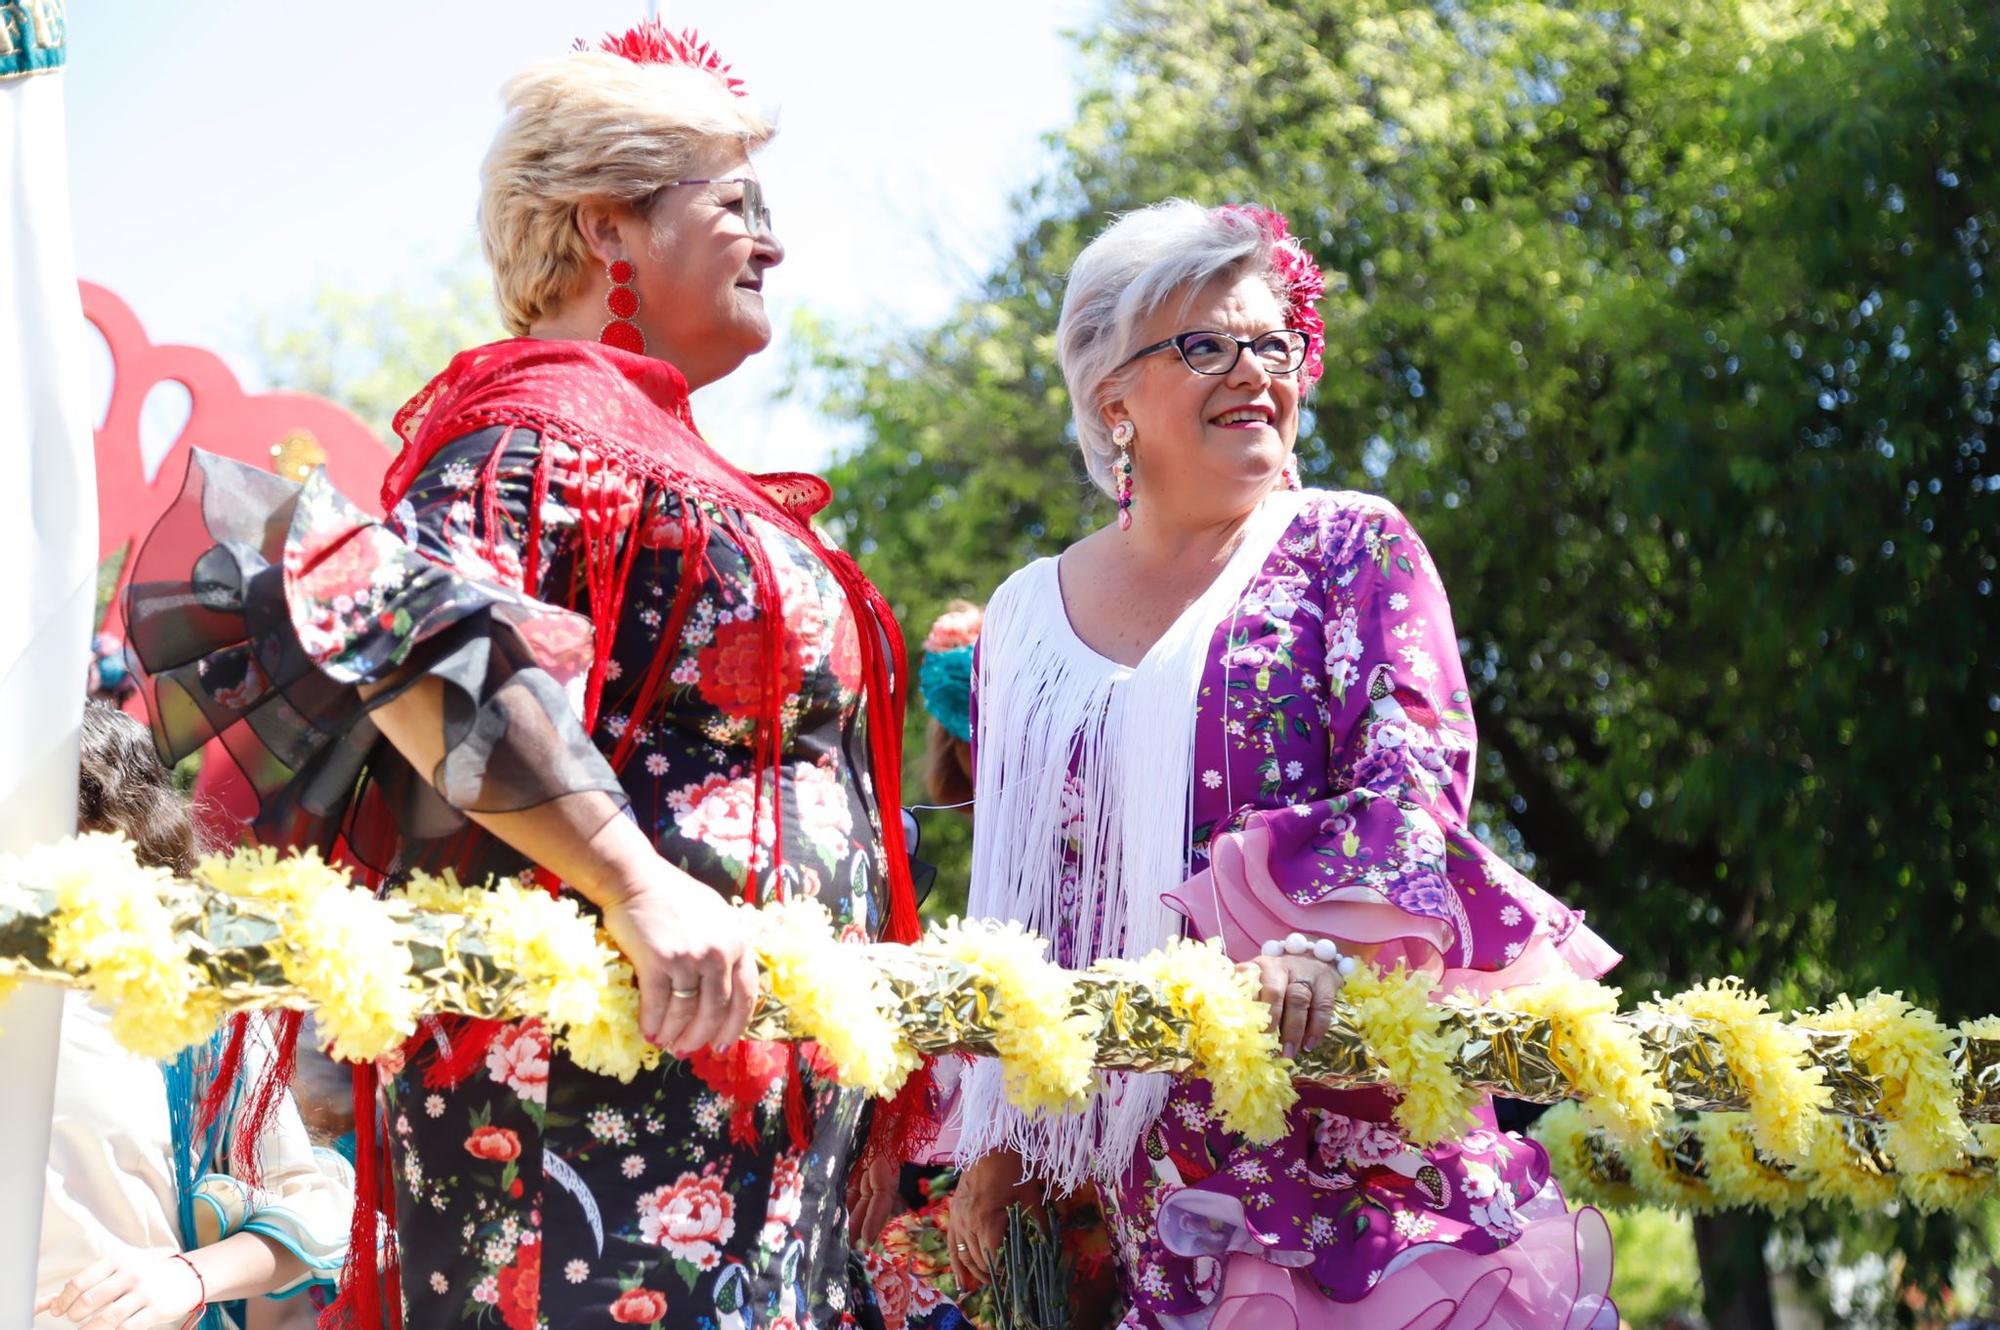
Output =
[
  {"x1": 1619, "y1": 1121, "x2": 1712, "y2": 1212},
  {"x1": 1534, "y1": 1102, "x2": 1630, "y2": 1209},
  {"x1": 1901, "y1": 1123, "x2": 2000, "y2": 1214},
  {"x1": 390, "y1": 870, "x2": 658, "y2": 1081},
  {"x1": 1118, "y1": 938, "x2": 1294, "y2": 1143},
  {"x1": 1799, "y1": 1116, "x2": 1902, "y2": 1209},
  {"x1": 923, "y1": 918, "x2": 1097, "y2": 1113},
  {"x1": 1342, "y1": 961, "x2": 1479, "y2": 1146},
  {"x1": 1647, "y1": 979, "x2": 1830, "y2": 1165},
  {"x1": 3, "y1": 832, "x2": 1995, "y2": 1208},
  {"x1": 751, "y1": 898, "x2": 918, "y2": 1099},
  {"x1": 1535, "y1": 1108, "x2": 1995, "y2": 1217},
  {"x1": 195, "y1": 846, "x2": 420, "y2": 1061},
  {"x1": 1690, "y1": 1113, "x2": 1808, "y2": 1213},
  {"x1": 1810, "y1": 990, "x2": 1969, "y2": 1174},
  {"x1": 33, "y1": 833, "x2": 222, "y2": 1057},
  {"x1": 1506, "y1": 973, "x2": 1670, "y2": 1149},
  {"x1": 559, "y1": 956, "x2": 662, "y2": 1083}
]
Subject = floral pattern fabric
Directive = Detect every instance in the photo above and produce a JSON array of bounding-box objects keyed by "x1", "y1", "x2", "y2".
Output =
[
  {"x1": 863, "y1": 1171, "x2": 1119, "y2": 1330},
  {"x1": 305, "y1": 427, "x2": 896, "y2": 1330},
  {"x1": 1048, "y1": 492, "x2": 1613, "y2": 1326}
]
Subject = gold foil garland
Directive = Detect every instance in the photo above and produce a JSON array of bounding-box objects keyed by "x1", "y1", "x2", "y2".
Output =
[
  {"x1": 1540, "y1": 1107, "x2": 1999, "y2": 1215},
  {"x1": 5, "y1": 860, "x2": 1999, "y2": 1150}
]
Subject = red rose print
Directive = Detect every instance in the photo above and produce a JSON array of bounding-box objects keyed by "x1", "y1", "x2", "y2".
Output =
[
  {"x1": 510, "y1": 608, "x2": 595, "y2": 682},
  {"x1": 292, "y1": 522, "x2": 391, "y2": 607},
  {"x1": 610, "y1": 1287, "x2": 669, "y2": 1324},
  {"x1": 667, "y1": 773, "x2": 776, "y2": 875},
  {"x1": 697, "y1": 617, "x2": 804, "y2": 717},
  {"x1": 465, "y1": 1125, "x2": 521, "y2": 1162},
  {"x1": 486, "y1": 1020, "x2": 551, "y2": 1105},
  {"x1": 760, "y1": 1152, "x2": 804, "y2": 1249},
  {"x1": 564, "y1": 464, "x2": 643, "y2": 534},
  {"x1": 636, "y1": 1170, "x2": 737, "y2": 1270},
  {"x1": 829, "y1": 613, "x2": 864, "y2": 693},
  {"x1": 495, "y1": 1237, "x2": 540, "y2": 1330},
  {"x1": 689, "y1": 1041, "x2": 788, "y2": 1146},
  {"x1": 862, "y1": 1250, "x2": 913, "y2": 1330},
  {"x1": 637, "y1": 500, "x2": 689, "y2": 548}
]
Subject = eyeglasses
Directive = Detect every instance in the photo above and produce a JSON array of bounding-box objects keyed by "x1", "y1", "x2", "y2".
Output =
[
  {"x1": 1122, "y1": 328, "x2": 1311, "y2": 377},
  {"x1": 648, "y1": 177, "x2": 773, "y2": 239}
]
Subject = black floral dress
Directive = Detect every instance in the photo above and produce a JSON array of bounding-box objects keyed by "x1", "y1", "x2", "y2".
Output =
[
  {"x1": 128, "y1": 383, "x2": 904, "y2": 1330},
  {"x1": 376, "y1": 428, "x2": 889, "y2": 1330}
]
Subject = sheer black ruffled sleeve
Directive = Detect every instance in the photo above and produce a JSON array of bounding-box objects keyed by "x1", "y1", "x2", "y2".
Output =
[{"x1": 124, "y1": 442, "x2": 625, "y2": 880}]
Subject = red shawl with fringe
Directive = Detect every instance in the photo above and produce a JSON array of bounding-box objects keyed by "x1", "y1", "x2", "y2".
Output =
[
  {"x1": 320, "y1": 338, "x2": 925, "y2": 1330},
  {"x1": 380, "y1": 337, "x2": 918, "y2": 928}
]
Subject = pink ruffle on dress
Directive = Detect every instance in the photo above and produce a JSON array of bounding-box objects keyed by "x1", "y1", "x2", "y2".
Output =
[{"x1": 1087, "y1": 493, "x2": 1618, "y2": 1330}]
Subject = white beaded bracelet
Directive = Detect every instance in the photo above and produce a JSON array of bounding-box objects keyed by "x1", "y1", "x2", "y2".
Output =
[{"x1": 1259, "y1": 932, "x2": 1360, "y2": 976}]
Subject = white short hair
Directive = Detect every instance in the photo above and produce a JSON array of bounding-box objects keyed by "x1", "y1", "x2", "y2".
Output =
[
  {"x1": 1057, "y1": 200, "x2": 1289, "y2": 496},
  {"x1": 480, "y1": 52, "x2": 776, "y2": 336}
]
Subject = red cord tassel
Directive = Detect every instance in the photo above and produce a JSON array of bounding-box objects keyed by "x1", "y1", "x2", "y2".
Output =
[
  {"x1": 328, "y1": 1060, "x2": 399, "y2": 1330},
  {"x1": 421, "y1": 1017, "x2": 506, "y2": 1091},
  {"x1": 782, "y1": 1046, "x2": 811, "y2": 1154}
]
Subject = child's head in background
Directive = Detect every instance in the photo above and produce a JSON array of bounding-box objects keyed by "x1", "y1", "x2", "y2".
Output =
[{"x1": 77, "y1": 700, "x2": 200, "y2": 876}]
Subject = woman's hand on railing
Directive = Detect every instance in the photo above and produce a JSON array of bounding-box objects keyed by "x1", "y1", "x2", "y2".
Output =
[
  {"x1": 598, "y1": 862, "x2": 761, "y2": 1056},
  {"x1": 1249, "y1": 952, "x2": 1344, "y2": 1059}
]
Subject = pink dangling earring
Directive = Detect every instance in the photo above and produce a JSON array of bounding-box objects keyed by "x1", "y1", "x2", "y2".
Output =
[
  {"x1": 1282, "y1": 456, "x2": 1302, "y2": 491},
  {"x1": 599, "y1": 259, "x2": 646, "y2": 355},
  {"x1": 1112, "y1": 420, "x2": 1136, "y2": 530}
]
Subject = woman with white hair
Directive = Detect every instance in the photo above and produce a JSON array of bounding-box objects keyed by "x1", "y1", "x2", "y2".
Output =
[
  {"x1": 126, "y1": 19, "x2": 923, "y2": 1330},
  {"x1": 950, "y1": 201, "x2": 1622, "y2": 1328}
]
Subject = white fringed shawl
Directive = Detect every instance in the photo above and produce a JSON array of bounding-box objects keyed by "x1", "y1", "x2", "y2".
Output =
[{"x1": 957, "y1": 491, "x2": 1305, "y2": 1192}]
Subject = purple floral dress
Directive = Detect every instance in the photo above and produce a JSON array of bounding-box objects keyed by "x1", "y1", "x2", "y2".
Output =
[{"x1": 994, "y1": 492, "x2": 1620, "y2": 1330}]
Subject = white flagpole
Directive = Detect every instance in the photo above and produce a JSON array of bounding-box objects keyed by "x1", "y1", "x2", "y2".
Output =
[{"x1": 0, "y1": 1, "x2": 99, "y2": 1315}]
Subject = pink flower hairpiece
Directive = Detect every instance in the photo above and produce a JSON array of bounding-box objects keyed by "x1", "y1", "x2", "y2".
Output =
[
  {"x1": 580, "y1": 18, "x2": 747, "y2": 97},
  {"x1": 923, "y1": 604, "x2": 984, "y2": 654},
  {"x1": 1217, "y1": 204, "x2": 1327, "y2": 388}
]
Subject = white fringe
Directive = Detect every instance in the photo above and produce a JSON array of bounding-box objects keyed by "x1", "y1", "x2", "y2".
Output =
[{"x1": 958, "y1": 492, "x2": 1306, "y2": 1192}]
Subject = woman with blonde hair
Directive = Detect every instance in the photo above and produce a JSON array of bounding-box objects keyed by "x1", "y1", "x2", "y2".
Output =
[{"x1": 128, "y1": 20, "x2": 922, "y2": 1330}]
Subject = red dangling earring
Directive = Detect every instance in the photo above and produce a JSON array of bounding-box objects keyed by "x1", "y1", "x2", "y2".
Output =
[
  {"x1": 1111, "y1": 420, "x2": 1136, "y2": 530},
  {"x1": 1282, "y1": 456, "x2": 1302, "y2": 491},
  {"x1": 599, "y1": 259, "x2": 646, "y2": 355}
]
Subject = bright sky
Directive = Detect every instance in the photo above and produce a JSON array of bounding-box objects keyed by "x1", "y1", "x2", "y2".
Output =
[{"x1": 63, "y1": 0, "x2": 1093, "y2": 471}]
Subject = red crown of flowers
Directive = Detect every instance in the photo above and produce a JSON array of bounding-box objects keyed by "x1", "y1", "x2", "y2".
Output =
[
  {"x1": 1217, "y1": 204, "x2": 1327, "y2": 388},
  {"x1": 579, "y1": 17, "x2": 746, "y2": 97}
]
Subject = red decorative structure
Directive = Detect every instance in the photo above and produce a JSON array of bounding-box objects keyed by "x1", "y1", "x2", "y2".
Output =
[
  {"x1": 85, "y1": 281, "x2": 388, "y2": 619},
  {"x1": 84, "y1": 281, "x2": 391, "y2": 845}
]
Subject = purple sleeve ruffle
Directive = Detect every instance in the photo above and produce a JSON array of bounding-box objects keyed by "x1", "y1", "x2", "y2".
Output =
[{"x1": 1174, "y1": 496, "x2": 1618, "y2": 990}]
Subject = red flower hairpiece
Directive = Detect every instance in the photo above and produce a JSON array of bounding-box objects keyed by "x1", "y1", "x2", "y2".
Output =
[
  {"x1": 579, "y1": 18, "x2": 746, "y2": 97},
  {"x1": 1217, "y1": 204, "x2": 1327, "y2": 388}
]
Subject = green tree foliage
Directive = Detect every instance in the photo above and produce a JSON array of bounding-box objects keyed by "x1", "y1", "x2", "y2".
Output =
[
  {"x1": 1606, "y1": 1209, "x2": 1702, "y2": 1327},
  {"x1": 816, "y1": 0, "x2": 1999, "y2": 1016},
  {"x1": 252, "y1": 249, "x2": 504, "y2": 446}
]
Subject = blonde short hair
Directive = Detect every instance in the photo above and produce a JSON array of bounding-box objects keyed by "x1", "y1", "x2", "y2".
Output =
[{"x1": 480, "y1": 51, "x2": 776, "y2": 336}]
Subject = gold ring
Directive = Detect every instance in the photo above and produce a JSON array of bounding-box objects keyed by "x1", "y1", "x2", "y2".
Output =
[{"x1": 670, "y1": 986, "x2": 700, "y2": 998}]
